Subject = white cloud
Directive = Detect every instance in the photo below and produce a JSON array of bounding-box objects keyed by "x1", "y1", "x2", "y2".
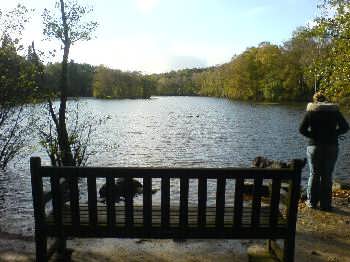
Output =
[
  {"x1": 167, "y1": 40, "x2": 239, "y2": 68},
  {"x1": 66, "y1": 35, "x2": 242, "y2": 73},
  {"x1": 69, "y1": 34, "x2": 168, "y2": 73},
  {"x1": 135, "y1": 0, "x2": 160, "y2": 14},
  {"x1": 167, "y1": 56, "x2": 207, "y2": 71}
]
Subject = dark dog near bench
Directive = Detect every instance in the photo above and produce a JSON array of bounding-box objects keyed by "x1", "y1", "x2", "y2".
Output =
[
  {"x1": 252, "y1": 156, "x2": 306, "y2": 170},
  {"x1": 99, "y1": 178, "x2": 157, "y2": 202},
  {"x1": 244, "y1": 157, "x2": 307, "y2": 197}
]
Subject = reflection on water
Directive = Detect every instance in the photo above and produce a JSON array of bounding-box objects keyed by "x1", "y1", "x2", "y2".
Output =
[{"x1": 0, "y1": 96, "x2": 349, "y2": 236}]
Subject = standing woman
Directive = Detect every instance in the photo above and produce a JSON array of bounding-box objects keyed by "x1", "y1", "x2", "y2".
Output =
[{"x1": 299, "y1": 92, "x2": 349, "y2": 211}]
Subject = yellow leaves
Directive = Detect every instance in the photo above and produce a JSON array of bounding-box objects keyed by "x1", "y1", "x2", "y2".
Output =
[{"x1": 332, "y1": 189, "x2": 350, "y2": 199}]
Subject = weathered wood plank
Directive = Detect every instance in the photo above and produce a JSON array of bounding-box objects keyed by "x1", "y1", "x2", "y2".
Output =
[
  {"x1": 40, "y1": 166, "x2": 296, "y2": 179},
  {"x1": 50, "y1": 168, "x2": 63, "y2": 234},
  {"x1": 284, "y1": 169, "x2": 301, "y2": 262},
  {"x1": 87, "y1": 177, "x2": 97, "y2": 228},
  {"x1": 180, "y1": 177, "x2": 189, "y2": 228},
  {"x1": 251, "y1": 177, "x2": 263, "y2": 227},
  {"x1": 198, "y1": 177, "x2": 207, "y2": 227},
  {"x1": 161, "y1": 177, "x2": 170, "y2": 228},
  {"x1": 124, "y1": 177, "x2": 134, "y2": 229},
  {"x1": 69, "y1": 171, "x2": 80, "y2": 228},
  {"x1": 143, "y1": 177, "x2": 152, "y2": 231},
  {"x1": 30, "y1": 157, "x2": 48, "y2": 261},
  {"x1": 50, "y1": 167, "x2": 67, "y2": 258},
  {"x1": 106, "y1": 177, "x2": 116, "y2": 229},
  {"x1": 234, "y1": 177, "x2": 244, "y2": 227},
  {"x1": 216, "y1": 177, "x2": 226, "y2": 229},
  {"x1": 270, "y1": 178, "x2": 281, "y2": 227},
  {"x1": 46, "y1": 206, "x2": 287, "y2": 228}
]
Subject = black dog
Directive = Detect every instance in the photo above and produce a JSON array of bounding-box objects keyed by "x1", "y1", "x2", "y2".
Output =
[
  {"x1": 249, "y1": 156, "x2": 307, "y2": 199},
  {"x1": 99, "y1": 178, "x2": 157, "y2": 202},
  {"x1": 252, "y1": 156, "x2": 306, "y2": 170}
]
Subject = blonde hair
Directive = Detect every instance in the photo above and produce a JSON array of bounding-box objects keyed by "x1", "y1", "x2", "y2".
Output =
[{"x1": 313, "y1": 91, "x2": 326, "y2": 102}]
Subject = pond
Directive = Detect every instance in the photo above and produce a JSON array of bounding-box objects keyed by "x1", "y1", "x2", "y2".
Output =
[{"x1": 0, "y1": 96, "x2": 349, "y2": 236}]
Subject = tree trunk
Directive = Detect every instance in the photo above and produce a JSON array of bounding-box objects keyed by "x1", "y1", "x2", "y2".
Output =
[{"x1": 57, "y1": 0, "x2": 74, "y2": 166}]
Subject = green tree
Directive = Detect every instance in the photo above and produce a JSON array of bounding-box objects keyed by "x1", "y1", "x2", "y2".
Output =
[
  {"x1": 0, "y1": 5, "x2": 36, "y2": 169},
  {"x1": 312, "y1": 0, "x2": 350, "y2": 101},
  {"x1": 68, "y1": 61, "x2": 95, "y2": 96},
  {"x1": 92, "y1": 66, "x2": 154, "y2": 99}
]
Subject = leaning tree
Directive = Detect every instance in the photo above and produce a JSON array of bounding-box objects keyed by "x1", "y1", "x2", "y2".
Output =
[{"x1": 41, "y1": 0, "x2": 97, "y2": 166}]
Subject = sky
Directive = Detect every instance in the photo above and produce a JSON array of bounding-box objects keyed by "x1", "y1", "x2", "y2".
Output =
[{"x1": 2, "y1": 0, "x2": 319, "y2": 73}]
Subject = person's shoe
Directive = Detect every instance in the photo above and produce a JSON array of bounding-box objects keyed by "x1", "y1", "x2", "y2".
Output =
[
  {"x1": 320, "y1": 206, "x2": 332, "y2": 212},
  {"x1": 305, "y1": 200, "x2": 317, "y2": 209}
]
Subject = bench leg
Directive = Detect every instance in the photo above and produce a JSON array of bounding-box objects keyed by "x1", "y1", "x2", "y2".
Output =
[
  {"x1": 267, "y1": 239, "x2": 283, "y2": 261},
  {"x1": 35, "y1": 233, "x2": 48, "y2": 262},
  {"x1": 267, "y1": 237, "x2": 295, "y2": 262},
  {"x1": 283, "y1": 235, "x2": 295, "y2": 262},
  {"x1": 267, "y1": 239, "x2": 272, "y2": 252},
  {"x1": 56, "y1": 237, "x2": 70, "y2": 261}
]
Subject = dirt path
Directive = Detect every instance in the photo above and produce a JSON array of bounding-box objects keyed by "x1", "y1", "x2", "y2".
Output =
[{"x1": 294, "y1": 191, "x2": 350, "y2": 262}]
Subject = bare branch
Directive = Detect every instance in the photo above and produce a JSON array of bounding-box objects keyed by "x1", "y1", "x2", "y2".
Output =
[{"x1": 48, "y1": 99, "x2": 59, "y2": 129}]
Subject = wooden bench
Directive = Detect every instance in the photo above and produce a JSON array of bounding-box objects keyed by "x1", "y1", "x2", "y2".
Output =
[{"x1": 30, "y1": 157, "x2": 302, "y2": 262}]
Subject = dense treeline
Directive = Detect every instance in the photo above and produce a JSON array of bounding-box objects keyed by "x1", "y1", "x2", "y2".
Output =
[
  {"x1": 41, "y1": 63, "x2": 155, "y2": 99},
  {"x1": 92, "y1": 65, "x2": 154, "y2": 99},
  {"x1": 149, "y1": 68, "x2": 207, "y2": 96},
  {"x1": 196, "y1": 39, "x2": 313, "y2": 101},
  {"x1": 40, "y1": 42, "x2": 313, "y2": 101},
  {"x1": 44, "y1": 61, "x2": 95, "y2": 97},
  {"x1": 2, "y1": 0, "x2": 350, "y2": 103}
]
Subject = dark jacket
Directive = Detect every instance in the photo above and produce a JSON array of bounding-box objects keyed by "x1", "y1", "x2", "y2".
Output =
[{"x1": 299, "y1": 102, "x2": 349, "y2": 145}]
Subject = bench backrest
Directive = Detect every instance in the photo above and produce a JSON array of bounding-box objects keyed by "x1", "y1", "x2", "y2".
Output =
[{"x1": 30, "y1": 157, "x2": 301, "y2": 236}]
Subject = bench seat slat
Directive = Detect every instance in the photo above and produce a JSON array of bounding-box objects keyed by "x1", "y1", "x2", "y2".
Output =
[
  {"x1": 106, "y1": 177, "x2": 116, "y2": 228},
  {"x1": 180, "y1": 177, "x2": 189, "y2": 229},
  {"x1": 39, "y1": 166, "x2": 297, "y2": 179},
  {"x1": 124, "y1": 178, "x2": 134, "y2": 229},
  {"x1": 198, "y1": 177, "x2": 207, "y2": 227},
  {"x1": 46, "y1": 205, "x2": 286, "y2": 228},
  {"x1": 143, "y1": 177, "x2": 152, "y2": 233},
  {"x1": 87, "y1": 177, "x2": 97, "y2": 228},
  {"x1": 234, "y1": 178, "x2": 244, "y2": 227},
  {"x1": 69, "y1": 173, "x2": 80, "y2": 228},
  {"x1": 45, "y1": 226, "x2": 289, "y2": 240},
  {"x1": 270, "y1": 178, "x2": 282, "y2": 227},
  {"x1": 50, "y1": 170, "x2": 63, "y2": 236},
  {"x1": 216, "y1": 177, "x2": 226, "y2": 229},
  {"x1": 251, "y1": 177, "x2": 263, "y2": 227},
  {"x1": 161, "y1": 177, "x2": 170, "y2": 229}
]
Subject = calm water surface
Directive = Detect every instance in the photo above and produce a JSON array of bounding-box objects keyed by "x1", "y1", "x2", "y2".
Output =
[{"x1": 0, "y1": 96, "x2": 349, "y2": 236}]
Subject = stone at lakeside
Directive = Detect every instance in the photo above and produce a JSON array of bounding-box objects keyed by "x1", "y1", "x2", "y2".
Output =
[
  {"x1": 333, "y1": 179, "x2": 350, "y2": 190},
  {"x1": 247, "y1": 245, "x2": 277, "y2": 262}
]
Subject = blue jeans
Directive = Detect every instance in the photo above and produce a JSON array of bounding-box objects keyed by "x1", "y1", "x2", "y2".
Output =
[{"x1": 306, "y1": 145, "x2": 338, "y2": 210}]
